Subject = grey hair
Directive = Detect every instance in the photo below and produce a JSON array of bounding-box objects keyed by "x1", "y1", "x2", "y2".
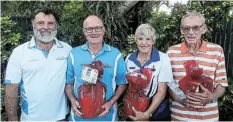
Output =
[
  {"x1": 181, "y1": 12, "x2": 205, "y2": 26},
  {"x1": 135, "y1": 24, "x2": 156, "y2": 42},
  {"x1": 83, "y1": 15, "x2": 103, "y2": 28}
]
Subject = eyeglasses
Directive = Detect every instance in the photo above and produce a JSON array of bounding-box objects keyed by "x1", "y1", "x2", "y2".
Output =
[
  {"x1": 84, "y1": 26, "x2": 103, "y2": 33},
  {"x1": 181, "y1": 25, "x2": 203, "y2": 34}
]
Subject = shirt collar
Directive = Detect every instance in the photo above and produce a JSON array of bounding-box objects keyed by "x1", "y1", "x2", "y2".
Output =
[
  {"x1": 28, "y1": 36, "x2": 63, "y2": 49},
  {"x1": 128, "y1": 49, "x2": 160, "y2": 67},
  {"x1": 181, "y1": 39, "x2": 208, "y2": 53},
  {"x1": 81, "y1": 41, "x2": 111, "y2": 52}
]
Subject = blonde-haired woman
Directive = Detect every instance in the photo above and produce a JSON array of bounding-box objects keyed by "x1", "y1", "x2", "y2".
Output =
[{"x1": 124, "y1": 24, "x2": 173, "y2": 121}]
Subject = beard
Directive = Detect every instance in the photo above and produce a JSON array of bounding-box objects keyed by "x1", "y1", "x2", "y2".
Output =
[{"x1": 33, "y1": 27, "x2": 57, "y2": 43}]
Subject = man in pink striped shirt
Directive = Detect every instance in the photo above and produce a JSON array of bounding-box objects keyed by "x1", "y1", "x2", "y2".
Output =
[{"x1": 167, "y1": 12, "x2": 228, "y2": 121}]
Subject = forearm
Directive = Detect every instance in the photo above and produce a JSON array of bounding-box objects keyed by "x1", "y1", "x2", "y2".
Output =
[
  {"x1": 109, "y1": 84, "x2": 127, "y2": 105},
  {"x1": 147, "y1": 83, "x2": 167, "y2": 114},
  {"x1": 65, "y1": 83, "x2": 76, "y2": 102},
  {"x1": 213, "y1": 85, "x2": 226, "y2": 100},
  {"x1": 168, "y1": 87, "x2": 184, "y2": 104},
  {"x1": 4, "y1": 84, "x2": 19, "y2": 121}
]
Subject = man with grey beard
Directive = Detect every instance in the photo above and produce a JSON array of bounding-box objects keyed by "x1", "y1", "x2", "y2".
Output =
[{"x1": 4, "y1": 9, "x2": 72, "y2": 121}]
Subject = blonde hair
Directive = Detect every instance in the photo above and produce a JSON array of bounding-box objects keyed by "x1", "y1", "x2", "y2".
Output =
[{"x1": 135, "y1": 24, "x2": 156, "y2": 42}]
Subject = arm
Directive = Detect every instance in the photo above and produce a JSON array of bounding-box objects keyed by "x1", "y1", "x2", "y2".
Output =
[
  {"x1": 65, "y1": 83, "x2": 82, "y2": 117},
  {"x1": 213, "y1": 85, "x2": 225, "y2": 100},
  {"x1": 186, "y1": 47, "x2": 228, "y2": 107},
  {"x1": 109, "y1": 53, "x2": 128, "y2": 105},
  {"x1": 98, "y1": 53, "x2": 127, "y2": 117},
  {"x1": 146, "y1": 82, "x2": 167, "y2": 116},
  {"x1": 65, "y1": 52, "x2": 82, "y2": 117},
  {"x1": 109, "y1": 84, "x2": 127, "y2": 105},
  {"x1": 4, "y1": 47, "x2": 22, "y2": 121},
  {"x1": 65, "y1": 83, "x2": 76, "y2": 104},
  {"x1": 186, "y1": 84, "x2": 225, "y2": 106},
  {"x1": 168, "y1": 88, "x2": 187, "y2": 106},
  {"x1": 98, "y1": 83, "x2": 127, "y2": 118},
  {"x1": 130, "y1": 54, "x2": 174, "y2": 120},
  {"x1": 4, "y1": 84, "x2": 19, "y2": 121},
  {"x1": 129, "y1": 83, "x2": 168, "y2": 121}
]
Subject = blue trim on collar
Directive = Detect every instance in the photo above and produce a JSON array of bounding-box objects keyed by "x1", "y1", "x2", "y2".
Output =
[
  {"x1": 34, "y1": 45, "x2": 49, "y2": 57},
  {"x1": 28, "y1": 37, "x2": 63, "y2": 49},
  {"x1": 147, "y1": 49, "x2": 160, "y2": 64},
  {"x1": 128, "y1": 49, "x2": 160, "y2": 68},
  {"x1": 128, "y1": 50, "x2": 141, "y2": 68},
  {"x1": 81, "y1": 41, "x2": 111, "y2": 52},
  {"x1": 81, "y1": 42, "x2": 88, "y2": 50}
]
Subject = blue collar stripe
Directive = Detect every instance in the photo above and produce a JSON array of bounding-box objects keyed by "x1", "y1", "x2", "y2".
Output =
[
  {"x1": 128, "y1": 49, "x2": 160, "y2": 68},
  {"x1": 81, "y1": 41, "x2": 111, "y2": 52}
]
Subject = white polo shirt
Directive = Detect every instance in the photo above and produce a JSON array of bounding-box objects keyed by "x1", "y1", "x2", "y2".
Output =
[
  {"x1": 5, "y1": 37, "x2": 72, "y2": 121},
  {"x1": 125, "y1": 49, "x2": 173, "y2": 98}
]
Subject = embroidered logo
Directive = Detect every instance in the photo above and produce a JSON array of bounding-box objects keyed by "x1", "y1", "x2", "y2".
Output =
[
  {"x1": 102, "y1": 63, "x2": 111, "y2": 68},
  {"x1": 28, "y1": 59, "x2": 40, "y2": 62},
  {"x1": 81, "y1": 63, "x2": 111, "y2": 68},
  {"x1": 56, "y1": 56, "x2": 66, "y2": 60}
]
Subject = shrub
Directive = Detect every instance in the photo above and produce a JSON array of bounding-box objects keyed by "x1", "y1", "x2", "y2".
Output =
[
  {"x1": 1, "y1": 16, "x2": 22, "y2": 121},
  {"x1": 219, "y1": 78, "x2": 233, "y2": 120},
  {"x1": 1, "y1": 16, "x2": 22, "y2": 83}
]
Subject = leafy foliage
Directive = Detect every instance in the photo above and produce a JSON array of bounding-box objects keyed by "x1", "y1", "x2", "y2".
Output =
[
  {"x1": 84, "y1": 1, "x2": 129, "y2": 50},
  {"x1": 58, "y1": 1, "x2": 90, "y2": 47},
  {"x1": 146, "y1": 1, "x2": 233, "y2": 53},
  {"x1": 148, "y1": 10, "x2": 183, "y2": 52},
  {"x1": 1, "y1": 1, "x2": 233, "y2": 121},
  {"x1": 1, "y1": 17, "x2": 22, "y2": 120},
  {"x1": 121, "y1": 35, "x2": 137, "y2": 57},
  {"x1": 219, "y1": 78, "x2": 233, "y2": 120},
  {"x1": 2, "y1": 1, "x2": 67, "y2": 17},
  {"x1": 187, "y1": 1, "x2": 233, "y2": 40},
  {"x1": 1, "y1": 16, "x2": 22, "y2": 82},
  {"x1": 121, "y1": 1, "x2": 158, "y2": 56},
  {"x1": 1, "y1": 85, "x2": 7, "y2": 121}
]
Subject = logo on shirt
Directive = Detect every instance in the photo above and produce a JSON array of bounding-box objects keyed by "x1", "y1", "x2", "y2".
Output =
[
  {"x1": 151, "y1": 65, "x2": 156, "y2": 71},
  {"x1": 81, "y1": 63, "x2": 111, "y2": 68},
  {"x1": 129, "y1": 67, "x2": 136, "y2": 69},
  {"x1": 56, "y1": 56, "x2": 66, "y2": 60},
  {"x1": 28, "y1": 59, "x2": 40, "y2": 62}
]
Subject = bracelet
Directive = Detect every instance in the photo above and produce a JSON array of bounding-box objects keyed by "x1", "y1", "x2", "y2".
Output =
[{"x1": 146, "y1": 111, "x2": 152, "y2": 117}]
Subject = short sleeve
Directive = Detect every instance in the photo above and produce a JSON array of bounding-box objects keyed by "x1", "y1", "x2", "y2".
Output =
[
  {"x1": 66, "y1": 52, "x2": 75, "y2": 84},
  {"x1": 215, "y1": 47, "x2": 228, "y2": 87},
  {"x1": 158, "y1": 54, "x2": 173, "y2": 83},
  {"x1": 5, "y1": 47, "x2": 22, "y2": 84},
  {"x1": 115, "y1": 53, "x2": 127, "y2": 85}
]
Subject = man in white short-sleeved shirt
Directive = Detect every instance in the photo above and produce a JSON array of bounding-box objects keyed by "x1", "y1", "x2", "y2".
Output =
[{"x1": 4, "y1": 9, "x2": 72, "y2": 121}]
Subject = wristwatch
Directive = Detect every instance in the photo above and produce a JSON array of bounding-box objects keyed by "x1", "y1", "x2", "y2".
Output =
[{"x1": 146, "y1": 111, "x2": 152, "y2": 117}]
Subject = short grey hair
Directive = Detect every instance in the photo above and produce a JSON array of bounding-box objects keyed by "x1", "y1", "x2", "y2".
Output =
[
  {"x1": 83, "y1": 15, "x2": 104, "y2": 28},
  {"x1": 135, "y1": 24, "x2": 156, "y2": 42},
  {"x1": 181, "y1": 12, "x2": 205, "y2": 26}
]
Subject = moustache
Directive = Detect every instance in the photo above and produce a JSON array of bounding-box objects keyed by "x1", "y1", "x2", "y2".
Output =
[
  {"x1": 39, "y1": 29, "x2": 52, "y2": 33},
  {"x1": 89, "y1": 34, "x2": 101, "y2": 38}
]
